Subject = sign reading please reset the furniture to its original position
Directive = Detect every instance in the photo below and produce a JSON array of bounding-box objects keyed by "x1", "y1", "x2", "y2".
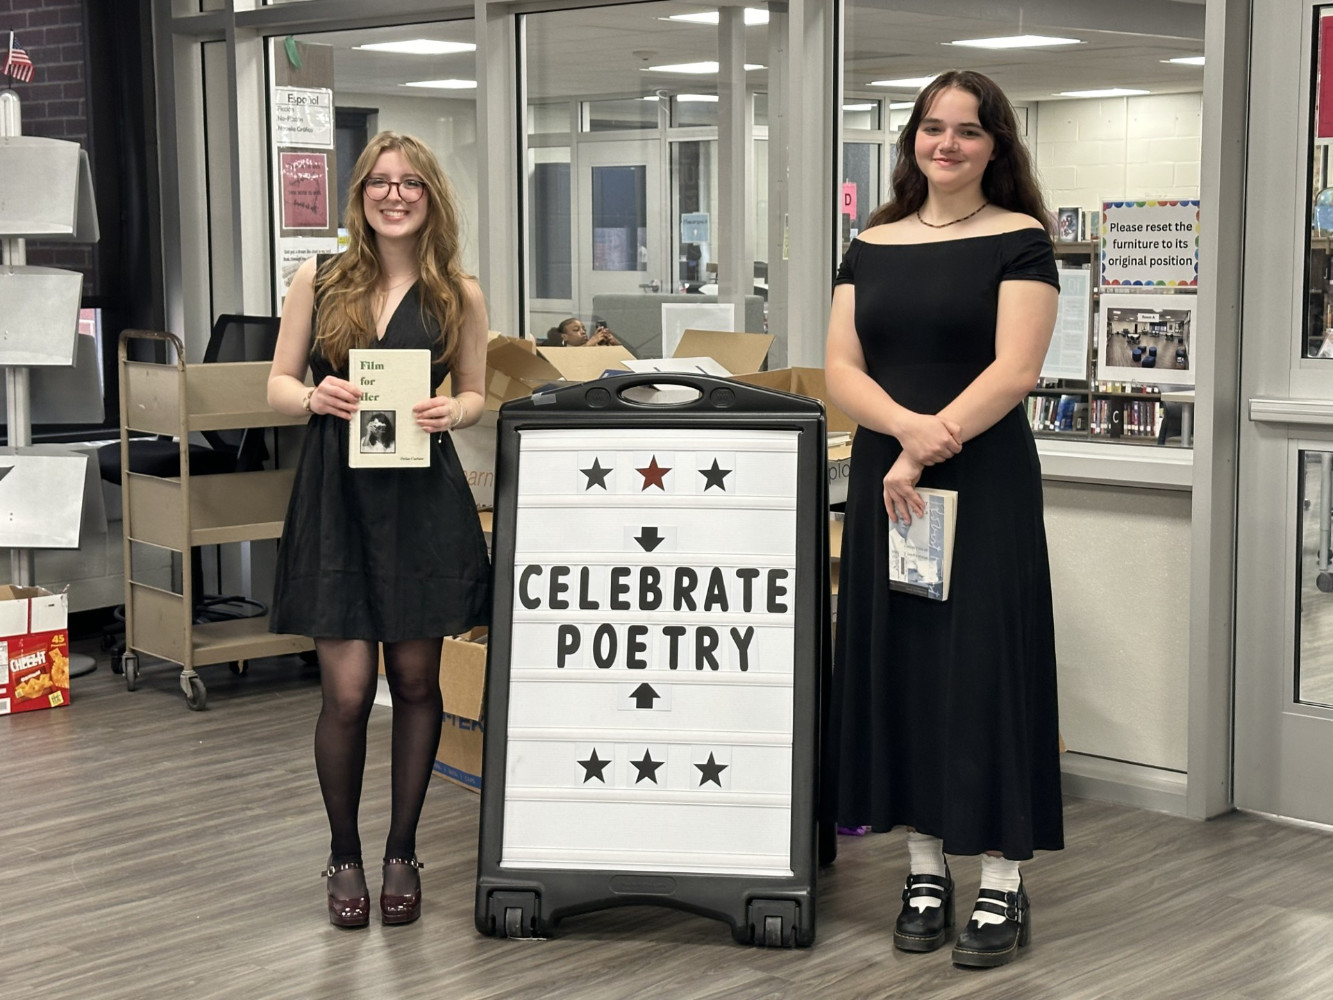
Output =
[{"x1": 500, "y1": 426, "x2": 798, "y2": 877}]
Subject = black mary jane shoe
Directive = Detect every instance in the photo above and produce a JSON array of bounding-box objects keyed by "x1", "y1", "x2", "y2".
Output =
[
  {"x1": 380, "y1": 857, "x2": 425, "y2": 926},
  {"x1": 951, "y1": 882, "x2": 1031, "y2": 968},
  {"x1": 323, "y1": 859, "x2": 370, "y2": 929},
  {"x1": 893, "y1": 867, "x2": 954, "y2": 952}
]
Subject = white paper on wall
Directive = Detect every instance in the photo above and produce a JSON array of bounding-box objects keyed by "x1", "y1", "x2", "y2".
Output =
[
  {"x1": 659, "y1": 303, "x2": 735, "y2": 358},
  {"x1": 1042, "y1": 265, "x2": 1092, "y2": 381},
  {"x1": 501, "y1": 426, "x2": 798, "y2": 876}
]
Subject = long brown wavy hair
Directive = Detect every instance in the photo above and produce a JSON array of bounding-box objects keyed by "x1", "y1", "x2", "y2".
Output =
[
  {"x1": 313, "y1": 131, "x2": 470, "y2": 371},
  {"x1": 866, "y1": 70, "x2": 1052, "y2": 237}
]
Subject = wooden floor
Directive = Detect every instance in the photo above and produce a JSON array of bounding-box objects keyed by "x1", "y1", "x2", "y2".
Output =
[{"x1": 6, "y1": 649, "x2": 1333, "y2": 1000}]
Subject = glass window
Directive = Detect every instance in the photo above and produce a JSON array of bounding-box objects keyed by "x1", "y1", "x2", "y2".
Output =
[
  {"x1": 524, "y1": 2, "x2": 779, "y2": 354},
  {"x1": 841, "y1": 2, "x2": 1205, "y2": 447},
  {"x1": 592, "y1": 165, "x2": 648, "y2": 271},
  {"x1": 263, "y1": 22, "x2": 478, "y2": 306},
  {"x1": 1299, "y1": 450, "x2": 1333, "y2": 707},
  {"x1": 1307, "y1": 9, "x2": 1333, "y2": 358},
  {"x1": 585, "y1": 98, "x2": 658, "y2": 132}
]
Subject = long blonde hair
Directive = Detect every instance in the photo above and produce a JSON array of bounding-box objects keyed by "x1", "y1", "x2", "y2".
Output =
[{"x1": 313, "y1": 131, "x2": 470, "y2": 371}]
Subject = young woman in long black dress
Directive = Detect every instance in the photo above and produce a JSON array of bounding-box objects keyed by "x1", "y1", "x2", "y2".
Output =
[
  {"x1": 825, "y1": 71, "x2": 1062, "y2": 968},
  {"x1": 267, "y1": 132, "x2": 491, "y2": 928}
]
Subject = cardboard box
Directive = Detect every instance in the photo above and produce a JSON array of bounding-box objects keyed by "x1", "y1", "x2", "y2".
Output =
[
  {"x1": 433, "y1": 628, "x2": 488, "y2": 791},
  {"x1": 0, "y1": 585, "x2": 70, "y2": 716},
  {"x1": 455, "y1": 330, "x2": 779, "y2": 508}
]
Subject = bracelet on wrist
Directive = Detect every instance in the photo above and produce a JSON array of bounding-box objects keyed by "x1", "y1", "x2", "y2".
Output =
[{"x1": 301, "y1": 387, "x2": 315, "y2": 413}]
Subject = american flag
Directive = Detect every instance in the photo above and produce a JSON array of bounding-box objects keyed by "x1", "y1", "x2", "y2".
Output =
[{"x1": 2, "y1": 31, "x2": 34, "y2": 84}]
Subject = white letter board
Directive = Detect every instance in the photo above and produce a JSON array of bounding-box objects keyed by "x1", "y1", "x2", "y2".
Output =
[{"x1": 476, "y1": 374, "x2": 826, "y2": 947}]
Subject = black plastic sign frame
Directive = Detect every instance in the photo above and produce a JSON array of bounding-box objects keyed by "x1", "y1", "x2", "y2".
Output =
[{"x1": 475, "y1": 374, "x2": 827, "y2": 948}]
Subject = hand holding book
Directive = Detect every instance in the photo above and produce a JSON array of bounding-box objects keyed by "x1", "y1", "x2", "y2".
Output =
[
  {"x1": 307, "y1": 375, "x2": 361, "y2": 420},
  {"x1": 883, "y1": 451, "x2": 926, "y2": 524}
]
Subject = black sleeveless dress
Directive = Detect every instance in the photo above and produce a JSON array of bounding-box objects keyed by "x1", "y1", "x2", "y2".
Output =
[
  {"x1": 269, "y1": 281, "x2": 491, "y2": 642},
  {"x1": 829, "y1": 229, "x2": 1064, "y2": 860}
]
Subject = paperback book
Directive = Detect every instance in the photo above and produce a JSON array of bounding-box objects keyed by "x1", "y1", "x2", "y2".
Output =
[
  {"x1": 348, "y1": 348, "x2": 431, "y2": 469},
  {"x1": 887, "y1": 487, "x2": 957, "y2": 601}
]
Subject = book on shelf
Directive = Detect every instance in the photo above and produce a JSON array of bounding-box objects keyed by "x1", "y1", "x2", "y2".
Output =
[
  {"x1": 887, "y1": 487, "x2": 957, "y2": 601},
  {"x1": 348, "y1": 348, "x2": 431, "y2": 469}
]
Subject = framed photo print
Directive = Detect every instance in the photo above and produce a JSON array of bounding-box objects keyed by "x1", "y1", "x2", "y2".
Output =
[
  {"x1": 1056, "y1": 206, "x2": 1081, "y2": 242},
  {"x1": 1096, "y1": 292, "x2": 1197, "y2": 387}
]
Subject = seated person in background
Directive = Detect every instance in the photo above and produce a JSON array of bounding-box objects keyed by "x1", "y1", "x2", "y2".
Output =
[{"x1": 543, "y1": 317, "x2": 621, "y2": 347}]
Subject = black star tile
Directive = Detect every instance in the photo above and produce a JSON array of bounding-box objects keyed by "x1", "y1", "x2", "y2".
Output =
[
  {"x1": 630, "y1": 749, "x2": 663, "y2": 784},
  {"x1": 580, "y1": 457, "x2": 612, "y2": 490},
  {"x1": 699, "y1": 458, "x2": 732, "y2": 491},
  {"x1": 695, "y1": 751, "x2": 728, "y2": 787},
  {"x1": 578, "y1": 748, "x2": 611, "y2": 783}
]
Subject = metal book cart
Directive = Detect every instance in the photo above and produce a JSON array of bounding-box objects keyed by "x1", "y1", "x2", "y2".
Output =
[
  {"x1": 116, "y1": 329, "x2": 313, "y2": 709},
  {"x1": 475, "y1": 373, "x2": 828, "y2": 947}
]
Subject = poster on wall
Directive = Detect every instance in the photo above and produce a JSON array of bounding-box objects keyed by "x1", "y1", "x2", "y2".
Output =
[
  {"x1": 280, "y1": 152, "x2": 330, "y2": 230},
  {"x1": 1041, "y1": 265, "x2": 1092, "y2": 381},
  {"x1": 278, "y1": 237, "x2": 339, "y2": 298},
  {"x1": 1101, "y1": 200, "x2": 1200, "y2": 287},
  {"x1": 1096, "y1": 291, "x2": 1196, "y2": 388},
  {"x1": 273, "y1": 86, "x2": 334, "y2": 148},
  {"x1": 499, "y1": 425, "x2": 799, "y2": 876}
]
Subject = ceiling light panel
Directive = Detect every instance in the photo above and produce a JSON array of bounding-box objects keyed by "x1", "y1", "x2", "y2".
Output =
[
  {"x1": 644, "y1": 61, "x2": 764, "y2": 74},
  {"x1": 948, "y1": 35, "x2": 1080, "y2": 49},
  {"x1": 403, "y1": 79, "x2": 477, "y2": 89},
  {"x1": 869, "y1": 76, "x2": 936, "y2": 89},
  {"x1": 356, "y1": 39, "x2": 476, "y2": 55},
  {"x1": 665, "y1": 8, "x2": 770, "y2": 26},
  {"x1": 1057, "y1": 88, "x2": 1150, "y2": 98}
]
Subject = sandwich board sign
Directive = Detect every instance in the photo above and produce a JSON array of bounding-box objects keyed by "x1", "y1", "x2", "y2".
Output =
[{"x1": 475, "y1": 374, "x2": 826, "y2": 947}]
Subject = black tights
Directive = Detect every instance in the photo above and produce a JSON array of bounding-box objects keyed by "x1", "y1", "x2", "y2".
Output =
[{"x1": 314, "y1": 637, "x2": 444, "y2": 868}]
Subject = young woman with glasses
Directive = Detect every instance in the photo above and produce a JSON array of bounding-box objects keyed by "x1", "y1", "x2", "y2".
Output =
[{"x1": 267, "y1": 131, "x2": 491, "y2": 929}]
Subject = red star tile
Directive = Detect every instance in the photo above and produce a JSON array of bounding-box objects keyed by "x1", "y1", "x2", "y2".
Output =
[{"x1": 636, "y1": 456, "x2": 671, "y2": 490}]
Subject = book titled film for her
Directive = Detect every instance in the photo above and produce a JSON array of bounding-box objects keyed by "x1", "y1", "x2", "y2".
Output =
[
  {"x1": 887, "y1": 487, "x2": 957, "y2": 601},
  {"x1": 348, "y1": 348, "x2": 431, "y2": 469}
]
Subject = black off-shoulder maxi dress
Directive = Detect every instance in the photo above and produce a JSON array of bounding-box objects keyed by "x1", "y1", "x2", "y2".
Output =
[
  {"x1": 829, "y1": 228, "x2": 1064, "y2": 860},
  {"x1": 270, "y1": 281, "x2": 490, "y2": 642}
]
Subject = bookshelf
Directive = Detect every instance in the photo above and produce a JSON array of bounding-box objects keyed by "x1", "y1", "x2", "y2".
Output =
[{"x1": 1028, "y1": 240, "x2": 1192, "y2": 448}]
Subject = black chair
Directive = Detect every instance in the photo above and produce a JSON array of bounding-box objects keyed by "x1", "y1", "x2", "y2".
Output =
[
  {"x1": 100, "y1": 314, "x2": 283, "y2": 659},
  {"x1": 98, "y1": 313, "x2": 282, "y2": 483}
]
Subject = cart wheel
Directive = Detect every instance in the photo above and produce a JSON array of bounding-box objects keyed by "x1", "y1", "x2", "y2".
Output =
[
  {"x1": 183, "y1": 675, "x2": 208, "y2": 711},
  {"x1": 503, "y1": 907, "x2": 527, "y2": 939},
  {"x1": 763, "y1": 914, "x2": 784, "y2": 948},
  {"x1": 122, "y1": 654, "x2": 140, "y2": 692},
  {"x1": 229, "y1": 660, "x2": 248, "y2": 676},
  {"x1": 111, "y1": 655, "x2": 124, "y2": 675},
  {"x1": 1319, "y1": 573, "x2": 1333, "y2": 594}
]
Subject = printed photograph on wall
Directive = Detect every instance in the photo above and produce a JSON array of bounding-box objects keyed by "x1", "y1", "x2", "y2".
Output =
[
  {"x1": 1096, "y1": 292, "x2": 1196, "y2": 387},
  {"x1": 1056, "y1": 206, "x2": 1081, "y2": 242}
]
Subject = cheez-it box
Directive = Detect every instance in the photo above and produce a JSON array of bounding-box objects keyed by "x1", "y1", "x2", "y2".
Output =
[{"x1": 0, "y1": 585, "x2": 71, "y2": 717}]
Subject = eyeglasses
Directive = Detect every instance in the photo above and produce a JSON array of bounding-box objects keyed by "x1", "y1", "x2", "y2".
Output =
[{"x1": 363, "y1": 177, "x2": 427, "y2": 202}]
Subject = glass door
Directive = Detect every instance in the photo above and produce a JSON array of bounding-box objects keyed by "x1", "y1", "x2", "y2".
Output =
[
  {"x1": 1235, "y1": 0, "x2": 1333, "y2": 822},
  {"x1": 577, "y1": 139, "x2": 665, "y2": 302}
]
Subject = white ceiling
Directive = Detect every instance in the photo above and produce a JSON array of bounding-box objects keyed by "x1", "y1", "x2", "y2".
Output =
[{"x1": 299, "y1": 0, "x2": 1206, "y2": 107}]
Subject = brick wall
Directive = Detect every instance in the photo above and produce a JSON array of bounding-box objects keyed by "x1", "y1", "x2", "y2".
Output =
[
  {"x1": 1035, "y1": 93, "x2": 1203, "y2": 217},
  {"x1": 2, "y1": 0, "x2": 95, "y2": 290}
]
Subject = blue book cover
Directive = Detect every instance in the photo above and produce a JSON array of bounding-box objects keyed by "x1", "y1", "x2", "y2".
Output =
[{"x1": 887, "y1": 488, "x2": 957, "y2": 601}]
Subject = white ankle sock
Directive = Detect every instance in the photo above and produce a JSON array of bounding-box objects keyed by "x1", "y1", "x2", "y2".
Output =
[
  {"x1": 972, "y1": 855, "x2": 1021, "y2": 927},
  {"x1": 905, "y1": 832, "x2": 947, "y2": 913}
]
